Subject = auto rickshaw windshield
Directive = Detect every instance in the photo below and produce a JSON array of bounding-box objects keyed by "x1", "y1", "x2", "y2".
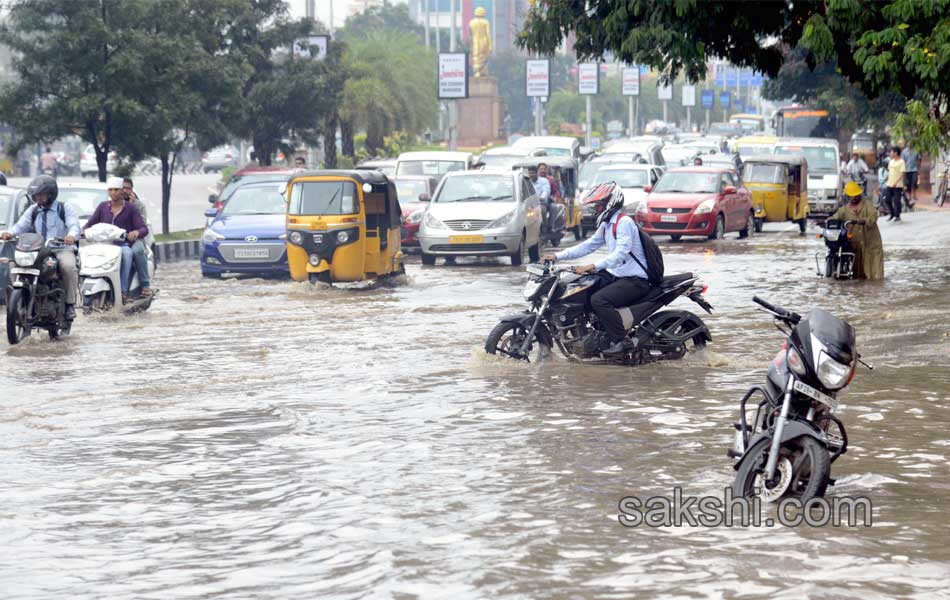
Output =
[
  {"x1": 742, "y1": 163, "x2": 786, "y2": 184},
  {"x1": 288, "y1": 180, "x2": 359, "y2": 215}
]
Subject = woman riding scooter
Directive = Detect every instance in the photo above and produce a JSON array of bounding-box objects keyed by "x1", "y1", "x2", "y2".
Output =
[{"x1": 829, "y1": 181, "x2": 884, "y2": 280}]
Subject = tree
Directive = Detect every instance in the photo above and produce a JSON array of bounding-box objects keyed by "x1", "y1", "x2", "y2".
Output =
[
  {"x1": 519, "y1": 0, "x2": 950, "y2": 153},
  {"x1": 340, "y1": 0, "x2": 425, "y2": 42}
]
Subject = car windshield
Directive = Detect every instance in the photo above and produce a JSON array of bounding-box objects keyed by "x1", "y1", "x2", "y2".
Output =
[
  {"x1": 479, "y1": 154, "x2": 523, "y2": 169},
  {"x1": 594, "y1": 170, "x2": 649, "y2": 188},
  {"x1": 220, "y1": 185, "x2": 286, "y2": 216},
  {"x1": 59, "y1": 187, "x2": 108, "y2": 219},
  {"x1": 435, "y1": 175, "x2": 513, "y2": 203},
  {"x1": 288, "y1": 180, "x2": 358, "y2": 215},
  {"x1": 579, "y1": 160, "x2": 633, "y2": 188},
  {"x1": 652, "y1": 172, "x2": 720, "y2": 193},
  {"x1": 536, "y1": 147, "x2": 571, "y2": 157},
  {"x1": 394, "y1": 179, "x2": 427, "y2": 203},
  {"x1": 775, "y1": 145, "x2": 838, "y2": 172},
  {"x1": 0, "y1": 193, "x2": 12, "y2": 228},
  {"x1": 661, "y1": 147, "x2": 696, "y2": 165},
  {"x1": 396, "y1": 160, "x2": 465, "y2": 177},
  {"x1": 742, "y1": 163, "x2": 786, "y2": 184},
  {"x1": 221, "y1": 174, "x2": 289, "y2": 201}
]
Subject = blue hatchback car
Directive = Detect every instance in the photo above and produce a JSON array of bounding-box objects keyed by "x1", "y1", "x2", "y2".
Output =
[{"x1": 200, "y1": 181, "x2": 289, "y2": 278}]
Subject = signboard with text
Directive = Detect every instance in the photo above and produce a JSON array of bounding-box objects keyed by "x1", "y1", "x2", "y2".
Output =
[
  {"x1": 438, "y1": 53, "x2": 468, "y2": 99},
  {"x1": 621, "y1": 66, "x2": 640, "y2": 96},
  {"x1": 681, "y1": 85, "x2": 696, "y2": 107},
  {"x1": 578, "y1": 63, "x2": 599, "y2": 95},
  {"x1": 701, "y1": 89, "x2": 715, "y2": 110},
  {"x1": 526, "y1": 59, "x2": 550, "y2": 98},
  {"x1": 719, "y1": 91, "x2": 731, "y2": 109}
]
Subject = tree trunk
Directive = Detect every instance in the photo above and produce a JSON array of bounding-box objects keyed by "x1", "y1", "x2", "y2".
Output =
[
  {"x1": 160, "y1": 153, "x2": 177, "y2": 236},
  {"x1": 341, "y1": 120, "x2": 355, "y2": 158},
  {"x1": 324, "y1": 112, "x2": 338, "y2": 169},
  {"x1": 254, "y1": 138, "x2": 272, "y2": 166},
  {"x1": 366, "y1": 121, "x2": 385, "y2": 157}
]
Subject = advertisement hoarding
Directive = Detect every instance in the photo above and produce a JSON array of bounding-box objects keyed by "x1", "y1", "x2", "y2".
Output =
[
  {"x1": 578, "y1": 63, "x2": 599, "y2": 95},
  {"x1": 438, "y1": 53, "x2": 469, "y2": 99},
  {"x1": 621, "y1": 66, "x2": 640, "y2": 96},
  {"x1": 526, "y1": 59, "x2": 550, "y2": 98}
]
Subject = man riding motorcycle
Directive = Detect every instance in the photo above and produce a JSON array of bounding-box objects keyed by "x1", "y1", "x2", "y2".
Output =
[
  {"x1": 1, "y1": 175, "x2": 80, "y2": 320},
  {"x1": 543, "y1": 182, "x2": 651, "y2": 355}
]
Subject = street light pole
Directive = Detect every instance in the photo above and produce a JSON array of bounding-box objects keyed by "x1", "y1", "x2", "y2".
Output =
[
  {"x1": 448, "y1": 0, "x2": 458, "y2": 150},
  {"x1": 425, "y1": 0, "x2": 430, "y2": 49},
  {"x1": 585, "y1": 95, "x2": 592, "y2": 148}
]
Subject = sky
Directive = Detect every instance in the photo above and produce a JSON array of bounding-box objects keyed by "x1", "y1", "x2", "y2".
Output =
[{"x1": 288, "y1": 0, "x2": 406, "y2": 30}]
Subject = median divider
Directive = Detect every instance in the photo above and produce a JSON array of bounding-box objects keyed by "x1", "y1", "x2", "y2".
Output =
[{"x1": 155, "y1": 239, "x2": 202, "y2": 264}]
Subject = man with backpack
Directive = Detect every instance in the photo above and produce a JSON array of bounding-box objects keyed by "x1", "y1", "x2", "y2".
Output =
[{"x1": 543, "y1": 182, "x2": 662, "y2": 355}]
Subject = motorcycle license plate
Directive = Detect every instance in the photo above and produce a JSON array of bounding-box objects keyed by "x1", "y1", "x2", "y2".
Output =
[
  {"x1": 234, "y1": 248, "x2": 270, "y2": 259},
  {"x1": 660, "y1": 215, "x2": 678, "y2": 223},
  {"x1": 793, "y1": 380, "x2": 838, "y2": 412},
  {"x1": 449, "y1": 235, "x2": 483, "y2": 244},
  {"x1": 10, "y1": 268, "x2": 40, "y2": 276}
]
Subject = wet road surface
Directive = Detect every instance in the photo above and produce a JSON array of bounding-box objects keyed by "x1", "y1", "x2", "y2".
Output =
[{"x1": 3, "y1": 211, "x2": 950, "y2": 598}]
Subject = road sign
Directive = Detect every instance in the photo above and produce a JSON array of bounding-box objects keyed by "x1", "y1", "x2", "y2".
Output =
[
  {"x1": 438, "y1": 53, "x2": 468, "y2": 99},
  {"x1": 681, "y1": 84, "x2": 696, "y2": 107},
  {"x1": 293, "y1": 35, "x2": 329, "y2": 61},
  {"x1": 526, "y1": 59, "x2": 550, "y2": 98},
  {"x1": 578, "y1": 63, "x2": 599, "y2": 95},
  {"x1": 658, "y1": 82, "x2": 673, "y2": 100},
  {"x1": 622, "y1": 66, "x2": 640, "y2": 96},
  {"x1": 735, "y1": 98, "x2": 746, "y2": 112},
  {"x1": 719, "y1": 91, "x2": 731, "y2": 108},
  {"x1": 701, "y1": 90, "x2": 714, "y2": 110}
]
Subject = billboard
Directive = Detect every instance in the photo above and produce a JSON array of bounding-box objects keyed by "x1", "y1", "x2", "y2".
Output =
[
  {"x1": 658, "y1": 82, "x2": 673, "y2": 101},
  {"x1": 719, "y1": 91, "x2": 731, "y2": 108},
  {"x1": 621, "y1": 66, "x2": 640, "y2": 96},
  {"x1": 578, "y1": 63, "x2": 599, "y2": 95},
  {"x1": 681, "y1": 84, "x2": 696, "y2": 107},
  {"x1": 701, "y1": 89, "x2": 715, "y2": 110},
  {"x1": 526, "y1": 59, "x2": 550, "y2": 98},
  {"x1": 293, "y1": 35, "x2": 328, "y2": 61},
  {"x1": 438, "y1": 53, "x2": 468, "y2": 99}
]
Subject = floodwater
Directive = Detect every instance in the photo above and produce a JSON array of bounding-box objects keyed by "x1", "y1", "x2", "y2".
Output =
[{"x1": 3, "y1": 211, "x2": 950, "y2": 599}]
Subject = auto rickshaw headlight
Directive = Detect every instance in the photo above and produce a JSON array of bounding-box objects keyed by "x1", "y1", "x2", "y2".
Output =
[
  {"x1": 308, "y1": 254, "x2": 321, "y2": 266},
  {"x1": 288, "y1": 231, "x2": 304, "y2": 245},
  {"x1": 336, "y1": 230, "x2": 350, "y2": 243}
]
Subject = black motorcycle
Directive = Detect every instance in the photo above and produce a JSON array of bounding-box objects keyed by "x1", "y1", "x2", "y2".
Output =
[
  {"x1": 485, "y1": 262, "x2": 713, "y2": 365},
  {"x1": 815, "y1": 219, "x2": 855, "y2": 280},
  {"x1": 729, "y1": 297, "x2": 870, "y2": 501},
  {"x1": 5, "y1": 234, "x2": 75, "y2": 344}
]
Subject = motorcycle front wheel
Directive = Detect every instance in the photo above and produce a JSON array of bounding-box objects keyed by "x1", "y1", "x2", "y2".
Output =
[
  {"x1": 733, "y1": 435, "x2": 831, "y2": 503},
  {"x1": 484, "y1": 320, "x2": 551, "y2": 362},
  {"x1": 6, "y1": 288, "x2": 28, "y2": 345}
]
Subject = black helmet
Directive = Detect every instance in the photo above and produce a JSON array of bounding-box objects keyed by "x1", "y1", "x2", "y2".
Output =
[{"x1": 27, "y1": 174, "x2": 58, "y2": 204}]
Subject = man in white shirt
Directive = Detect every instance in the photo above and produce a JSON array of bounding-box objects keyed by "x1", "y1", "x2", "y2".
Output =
[{"x1": 527, "y1": 165, "x2": 552, "y2": 234}]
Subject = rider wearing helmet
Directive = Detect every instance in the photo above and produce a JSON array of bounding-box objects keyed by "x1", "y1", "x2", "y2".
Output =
[
  {"x1": 543, "y1": 182, "x2": 651, "y2": 354},
  {"x1": 0, "y1": 174, "x2": 81, "y2": 320}
]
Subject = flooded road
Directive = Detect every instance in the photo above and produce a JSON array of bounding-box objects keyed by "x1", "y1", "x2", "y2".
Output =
[{"x1": 3, "y1": 211, "x2": 950, "y2": 598}]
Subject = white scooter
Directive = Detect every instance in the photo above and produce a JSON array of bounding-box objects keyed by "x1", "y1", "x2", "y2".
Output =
[{"x1": 79, "y1": 223, "x2": 156, "y2": 315}]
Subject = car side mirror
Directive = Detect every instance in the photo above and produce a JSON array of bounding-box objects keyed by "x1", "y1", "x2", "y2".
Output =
[
  {"x1": 644, "y1": 185, "x2": 653, "y2": 193},
  {"x1": 723, "y1": 185, "x2": 737, "y2": 195},
  {"x1": 208, "y1": 194, "x2": 218, "y2": 205},
  {"x1": 204, "y1": 208, "x2": 218, "y2": 218},
  {"x1": 419, "y1": 193, "x2": 431, "y2": 202}
]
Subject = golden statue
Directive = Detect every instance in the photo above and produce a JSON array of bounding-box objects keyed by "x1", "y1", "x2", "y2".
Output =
[{"x1": 469, "y1": 7, "x2": 492, "y2": 78}]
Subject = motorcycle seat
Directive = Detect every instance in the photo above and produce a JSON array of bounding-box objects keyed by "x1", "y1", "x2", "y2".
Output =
[{"x1": 621, "y1": 273, "x2": 694, "y2": 308}]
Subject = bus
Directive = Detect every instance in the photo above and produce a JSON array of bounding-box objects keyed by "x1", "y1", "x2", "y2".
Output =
[{"x1": 771, "y1": 105, "x2": 838, "y2": 139}]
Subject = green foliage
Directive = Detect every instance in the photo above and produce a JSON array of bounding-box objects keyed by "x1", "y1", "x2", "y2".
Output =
[
  {"x1": 339, "y1": 0, "x2": 424, "y2": 43},
  {"x1": 382, "y1": 131, "x2": 415, "y2": 157}
]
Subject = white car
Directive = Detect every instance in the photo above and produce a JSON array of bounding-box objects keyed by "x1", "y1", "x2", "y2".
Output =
[
  {"x1": 583, "y1": 163, "x2": 663, "y2": 227},
  {"x1": 79, "y1": 144, "x2": 117, "y2": 177},
  {"x1": 394, "y1": 151, "x2": 474, "y2": 179},
  {"x1": 418, "y1": 170, "x2": 542, "y2": 266}
]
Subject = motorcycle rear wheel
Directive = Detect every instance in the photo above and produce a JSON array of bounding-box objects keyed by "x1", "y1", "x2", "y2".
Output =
[
  {"x1": 5, "y1": 288, "x2": 27, "y2": 345},
  {"x1": 485, "y1": 320, "x2": 551, "y2": 362},
  {"x1": 733, "y1": 435, "x2": 831, "y2": 502},
  {"x1": 648, "y1": 310, "x2": 709, "y2": 353}
]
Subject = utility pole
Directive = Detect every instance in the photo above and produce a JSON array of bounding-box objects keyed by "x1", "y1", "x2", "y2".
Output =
[
  {"x1": 628, "y1": 96, "x2": 634, "y2": 137},
  {"x1": 448, "y1": 0, "x2": 458, "y2": 151},
  {"x1": 585, "y1": 95, "x2": 592, "y2": 148},
  {"x1": 435, "y1": 0, "x2": 441, "y2": 52},
  {"x1": 425, "y1": 0, "x2": 430, "y2": 49}
]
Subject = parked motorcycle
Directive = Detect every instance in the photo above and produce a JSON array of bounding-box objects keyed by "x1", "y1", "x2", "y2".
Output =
[
  {"x1": 79, "y1": 223, "x2": 156, "y2": 315},
  {"x1": 729, "y1": 297, "x2": 870, "y2": 501},
  {"x1": 815, "y1": 219, "x2": 855, "y2": 280},
  {"x1": 4, "y1": 234, "x2": 74, "y2": 344},
  {"x1": 484, "y1": 262, "x2": 713, "y2": 365}
]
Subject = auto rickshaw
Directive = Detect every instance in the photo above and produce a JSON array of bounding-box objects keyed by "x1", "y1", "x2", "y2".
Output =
[
  {"x1": 285, "y1": 170, "x2": 405, "y2": 284},
  {"x1": 513, "y1": 156, "x2": 585, "y2": 242},
  {"x1": 741, "y1": 154, "x2": 809, "y2": 233},
  {"x1": 850, "y1": 131, "x2": 877, "y2": 170}
]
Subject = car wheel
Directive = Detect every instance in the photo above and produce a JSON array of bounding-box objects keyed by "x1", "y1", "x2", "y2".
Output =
[
  {"x1": 738, "y1": 211, "x2": 754, "y2": 239},
  {"x1": 709, "y1": 214, "x2": 725, "y2": 240},
  {"x1": 510, "y1": 235, "x2": 526, "y2": 266},
  {"x1": 421, "y1": 252, "x2": 436, "y2": 266},
  {"x1": 528, "y1": 242, "x2": 540, "y2": 263},
  {"x1": 670, "y1": 235, "x2": 682, "y2": 242},
  {"x1": 753, "y1": 217, "x2": 764, "y2": 233}
]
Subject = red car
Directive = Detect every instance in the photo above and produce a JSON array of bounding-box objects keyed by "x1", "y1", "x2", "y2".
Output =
[
  {"x1": 637, "y1": 166, "x2": 754, "y2": 241},
  {"x1": 395, "y1": 176, "x2": 438, "y2": 249}
]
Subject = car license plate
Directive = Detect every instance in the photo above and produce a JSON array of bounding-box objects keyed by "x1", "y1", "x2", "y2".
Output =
[
  {"x1": 449, "y1": 235, "x2": 483, "y2": 244},
  {"x1": 793, "y1": 380, "x2": 838, "y2": 411},
  {"x1": 660, "y1": 215, "x2": 678, "y2": 223},
  {"x1": 234, "y1": 248, "x2": 270, "y2": 259},
  {"x1": 313, "y1": 234, "x2": 323, "y2": 244}
]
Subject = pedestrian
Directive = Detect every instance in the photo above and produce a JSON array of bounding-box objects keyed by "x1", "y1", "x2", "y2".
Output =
[
  {"x1": 885, "y1": 146, "x2": 905, "y2": 222},
  {"x1": 901, "y1": 143, "x2": 919, "y2": 207},
  {"x1": 830, "y1": 181, "x2": 884, "y2": 280},
  {"x1": 527, "y1": 165, "x2": 552, "y2": 234}
]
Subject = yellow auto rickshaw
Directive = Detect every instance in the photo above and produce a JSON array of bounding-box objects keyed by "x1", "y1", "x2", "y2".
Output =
[
  {"x1": 513, "y1": 156, "x2": 585, "y2": 241},
  {"x1": 741, "y1": 154, "x2": 809, "y2": 233},
  {"x1": 731, "y1": 134, "x2": 778, "y2": 161},
  {"x1": 285, "y1": 170, "x2": 404, "y2": 284},
  {"x1": 849, "y1": 131, "x2": 878, "y2": 170}
]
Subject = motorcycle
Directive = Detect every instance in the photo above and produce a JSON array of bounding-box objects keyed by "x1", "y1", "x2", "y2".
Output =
[
  {"x1": 4, "y1": 234, "x2": 75, "y2": 344},
  {"x1": 79, "y1": 223, "x2": 156, "y2": 315},
  {"x1": 484, "y1": 262, "x2": 713, "y2": 365},
  {"x1": 541, "y1": 201, "x2": 567, "y2": 247},
  {"x1": 815, "y1": 219, "x2": 855, "y2": 280},
  {"x1": 729, "y1": 297, "x2": 870, "y2": 501}
]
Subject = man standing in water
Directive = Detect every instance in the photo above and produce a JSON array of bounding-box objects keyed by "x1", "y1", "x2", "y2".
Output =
[
  {"x1": 830, "y1": 181, "x2": 884, "y2": 280},
  {"x1": 885, "y1": 146, "x2": 905, "y2": 222}
]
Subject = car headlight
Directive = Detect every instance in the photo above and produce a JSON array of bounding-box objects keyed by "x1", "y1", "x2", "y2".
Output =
[
  {"x1": 786, "y1": 347, "x2": 807, "y2": 376},
  {"x1": 817, "y1": 352, "x2": 852, "y2": 390},
  {"x1": 424, "y1": 212, "x2": 446, "y2": 229},
  {"x1": 695, "y1": 199, "x2": 716, "y2": 214},
  {"x1": 336, "y1": 230, "x2": 350, "y2": 243},
  {"x1": 487, "y1": 211, "x2": 517, "y2": 229},
  {"x1": 288, "y1": 231, "x2": 304, "y2": 245},
  {"x1": 202, "y1": 228, "x2": 225, "y2": 244},
  {"x1": 407, "y1": 210, "x2": 425, "y2": 224},
  {"x1": 14, "y1": 250, "x2": 38, "y2": 266}
]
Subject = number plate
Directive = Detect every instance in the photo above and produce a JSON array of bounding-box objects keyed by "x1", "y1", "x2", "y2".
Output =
[
  {"x1": 10, "y1": 268, "x2": 40, "y2": 276},
  {"x1": 793, "y1": 380, "x2": 838, "y2": 412},
  {"x1": 660, "y1": 215, "x2": 678, "y2": 223},
  {"x1": 449, "y1": 235, "x2": 484, "y2": 244},
  {"x1": 313, "y1": 233, "x2": 324, "y2": 244},
  {"x1": 234, "y1": 248, "x2": 270, "y2": 259}
]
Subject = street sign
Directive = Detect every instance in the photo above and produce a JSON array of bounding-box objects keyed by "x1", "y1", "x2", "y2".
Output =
[
  {"x1": 438, "y1": 53, "x2": 468, "y2": 99},
  {"x1": 701, "y1": 90, "x2": 714, "y2": 110},
  {"x1": 293, "y1": 35, "x2": 329, "y2": 60},
  {"x1": 578, "y1": 63, "x2": 599, "y2": 95},
  {"x1": 719, "y1": 91, "x2": 731, "y2": 109},
  {"x1": 681, "y1": 84, "x2": 696, "y2": 107},
  {"x1": 526, "y1": 58, "x2": 550, "y2": 98},
  {"x1": 621, "y1": 66, "x2": 640, "y2": 96},
  {"x1": 658, "y1": 82, "x2": 673, "y2": 100}
]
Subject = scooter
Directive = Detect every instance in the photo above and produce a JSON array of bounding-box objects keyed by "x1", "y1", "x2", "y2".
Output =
[{"x1": 79, "y1": 223, "x2": 156, "y2": 315}]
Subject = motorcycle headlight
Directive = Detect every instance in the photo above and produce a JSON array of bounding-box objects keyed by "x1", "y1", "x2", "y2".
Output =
[
  {"x1": 288, "y1": 230, "x2": 304, "y2": 245},
  {"x1": 695, "y1": 199, "x2": 716, "y2": 214},
  {"x1": 817, "y1": 352, "x2": 852, "y2": 390},
  {"x1": 407, "y1": 210, "x2": 425, "y2": 224},
  {"x1": 488, "y1": 211, "x2": 517, "y2": 229},
  {"x1": 202, "y1": 228, "x2": 225, "y2": 244},
  {"x1": 786, "y1": 347, "x2": 807, "y2": 376},
  {"x1": 424, "y1": 212, "x2": 446, "y2": 229},
  {"x1": 823, "y1": 228, "x2": 840, "y2": 242},
  {"x1": 14, "y1": 250, "x2": 38, "y2": 266}
]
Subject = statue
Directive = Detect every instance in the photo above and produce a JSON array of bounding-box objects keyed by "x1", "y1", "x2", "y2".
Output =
[{"x1": 469, "y1": 7, "x2": 492, "y2": 78}]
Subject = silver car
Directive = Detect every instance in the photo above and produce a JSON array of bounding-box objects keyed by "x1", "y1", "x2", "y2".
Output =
[{"x1": 418, "y1": 170, "x2": 542, "y2": 266}]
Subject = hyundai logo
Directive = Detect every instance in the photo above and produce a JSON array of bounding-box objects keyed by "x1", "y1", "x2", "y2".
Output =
[
  {"x1": 461, "y1": 222, "x2": 472, "y2": 230},
  {"x1": 245, "y1": 235, "x2": 258, "y2": 243}
]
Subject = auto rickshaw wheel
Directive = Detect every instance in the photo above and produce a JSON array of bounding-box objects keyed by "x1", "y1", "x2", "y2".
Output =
[
  {"x1": 308, "y1": 272, "x2": 332, "y2": 284},
  {"x1": 753, "y1": 218, "x2": 764, "y2": 233}
]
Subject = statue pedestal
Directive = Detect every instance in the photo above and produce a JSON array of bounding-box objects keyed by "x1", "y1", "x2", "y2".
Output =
[{"x1": 457, "y1": 76, "x2": 502, "y2": 148}]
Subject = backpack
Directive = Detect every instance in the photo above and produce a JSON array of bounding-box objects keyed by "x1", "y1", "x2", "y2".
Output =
[{"x1": 612, "y1": 212, "x2": 664, "y2": 286}]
